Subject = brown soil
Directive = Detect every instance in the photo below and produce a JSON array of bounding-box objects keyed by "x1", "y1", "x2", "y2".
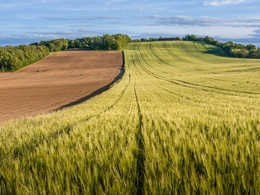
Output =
[{"x1": 0, "y1": 50, "x2": 123, "y2": 123}]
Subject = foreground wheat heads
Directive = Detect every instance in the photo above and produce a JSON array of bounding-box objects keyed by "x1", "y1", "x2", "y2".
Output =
[{"x1": 1, "y1": 41, "x2": 260, "y2": 194}]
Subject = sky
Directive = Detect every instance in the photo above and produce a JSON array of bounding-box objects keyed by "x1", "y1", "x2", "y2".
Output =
[{"x1": 1, "y1": 0, "x2": 260, "y2": 46}]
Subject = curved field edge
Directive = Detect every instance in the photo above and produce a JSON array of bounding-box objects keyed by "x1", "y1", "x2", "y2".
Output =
[
  {"x1": 0, "y1": 51, "x2": 124, "y2": 123},
  {"x1": 0, "y1": 41, "x2": 260, "y2": 194},
  {"x1": 53, "y1": 52, "x2": 126, "y2": 111}
]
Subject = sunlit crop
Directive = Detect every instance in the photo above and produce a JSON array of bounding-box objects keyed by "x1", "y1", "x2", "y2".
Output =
[{"x1": 1, "y1": 41, "x2": 260, "y2": 194}]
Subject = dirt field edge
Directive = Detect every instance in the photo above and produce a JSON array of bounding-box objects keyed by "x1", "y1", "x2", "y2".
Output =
[{"x1": 52, "y1": 51, "x2": 125, "y2": 112}]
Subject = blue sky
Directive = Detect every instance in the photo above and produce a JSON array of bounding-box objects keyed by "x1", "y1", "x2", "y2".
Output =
[{"x1": 1, "y1": 0, "x2": 260, "y2": 46}]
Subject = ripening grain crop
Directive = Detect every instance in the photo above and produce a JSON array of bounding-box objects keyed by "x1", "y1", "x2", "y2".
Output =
[
  {"x1": 0, "y1": 41, "x2": 260, "y2": 194},
  {"x1": 126, "y1": 42, "x2": 260, "y2": 194}
]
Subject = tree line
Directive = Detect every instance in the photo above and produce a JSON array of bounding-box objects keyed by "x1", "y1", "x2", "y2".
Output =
[
  {"x1": 182, "y1": 35, "x2": 260, "y2": 58},
  {"x1": 0, "y1": 45, "x2": 49, "y2": 71},
  {"x1": 1, "y1": 33, "x2": 259, "y2": 71},
  {"x1": 0, "y1": 34, "x2": 131, "y2": 71},
  {"x1": 135, "y1": 35, "x2": 260, "y2": 58}
]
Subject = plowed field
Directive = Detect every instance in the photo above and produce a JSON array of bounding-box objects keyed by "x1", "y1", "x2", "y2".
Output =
[{"x1": 0, "y1": 50, "x2": 123, "y2": 123}]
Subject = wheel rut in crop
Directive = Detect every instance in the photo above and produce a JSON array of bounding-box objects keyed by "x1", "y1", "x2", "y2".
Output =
[{"x1": 134, "y1": 83, "x2": 145, "y2": 195}]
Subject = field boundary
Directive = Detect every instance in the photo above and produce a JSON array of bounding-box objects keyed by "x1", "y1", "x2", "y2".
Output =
[
  {"x1": 52, "y1": 51, "x2": 125, "y2": 111},
  {"x1": 0, "y1": 50, "x2": 124, "y2": 123}
]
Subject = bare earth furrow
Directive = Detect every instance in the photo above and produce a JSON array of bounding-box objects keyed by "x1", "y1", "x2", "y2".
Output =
[{"x1": 0, "y1": 51, "x2": 123, "y2": 123}]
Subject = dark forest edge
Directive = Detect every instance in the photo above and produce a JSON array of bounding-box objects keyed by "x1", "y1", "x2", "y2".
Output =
[{"x1": 1, "y1": 33, "x2": 260, "y2": 72}]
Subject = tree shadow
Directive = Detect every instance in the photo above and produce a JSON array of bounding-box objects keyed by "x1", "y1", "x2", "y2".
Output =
[{"x1": 203, "y1": 47, "x2": 228, "y2": 57}]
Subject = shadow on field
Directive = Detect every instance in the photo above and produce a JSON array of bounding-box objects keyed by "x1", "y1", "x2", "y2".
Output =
[{"x1": 203, "y1": 47, "x2": 227, "y2": 57}]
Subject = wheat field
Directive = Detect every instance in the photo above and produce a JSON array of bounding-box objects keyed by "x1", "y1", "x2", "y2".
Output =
[{"x1": 0, "y1": 41, "x2": 260, "y2": 194}]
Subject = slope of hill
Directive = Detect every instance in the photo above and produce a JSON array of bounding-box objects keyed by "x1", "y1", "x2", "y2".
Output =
[
  {"x1": 0, "y1": 50, "x2": 123, "y2": 123},
  {"x1": 0, "y1": 41, "x2": 260, "y2": 194}
]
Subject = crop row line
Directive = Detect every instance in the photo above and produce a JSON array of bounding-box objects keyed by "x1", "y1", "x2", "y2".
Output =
[
  {"x1": 133, "y1": 82, "x2": 145, "y2": 195},
  {"x1": 137, "y1": 44, "x2": 260, "y2": 98}
]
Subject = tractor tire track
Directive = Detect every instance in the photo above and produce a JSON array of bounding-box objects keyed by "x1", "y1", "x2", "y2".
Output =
[{"x1": 133, "y1": 82, "x2": 145, "y2": 195}]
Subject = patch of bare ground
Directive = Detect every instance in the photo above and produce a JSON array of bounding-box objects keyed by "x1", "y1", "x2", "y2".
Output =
[{"x1": 0, "y1": 50, "x2": 123, "y2": 123}]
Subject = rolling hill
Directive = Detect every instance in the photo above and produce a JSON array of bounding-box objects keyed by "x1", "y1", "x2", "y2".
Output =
[{"x1": 0, "y1": 41, "x2": 260, "y2": 194}]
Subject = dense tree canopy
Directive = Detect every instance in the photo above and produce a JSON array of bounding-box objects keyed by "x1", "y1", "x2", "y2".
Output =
[
  {"x1": 183, "y1": 34, "x2": 260, "y2": 58},
  {"x1": 0, "y1": 45, "x2": 49, "y2": 71}
]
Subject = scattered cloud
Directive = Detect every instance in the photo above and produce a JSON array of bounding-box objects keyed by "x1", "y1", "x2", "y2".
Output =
[
  {"x1": 254, "y1": 29, "x2": 260, "y2": 36},
  {"x1": 142, "y1": 15, "x2": 260, "y2": 28},
  {"x1": 106, "y1": 0, "x2": 129, "y2": 5},
  {"x1": 203, "y1": 0, "x2": 250, "y2": 6},
  {"x1": 0, "y1": 30, "x2": 98, "y2": 46},
  {"x1": 1, "y1": 0, "x2": 259, "y2": 46},
  {"x1": 217, "y1": 36, "x2": 260, "y2": 47},
  {"x1": 0, "y1": 2, "x2": 17, "y2": 10},
  {"x1": 134, "y1": 7, "x2": 143, "y2": 11},
  {"x1": 45, "y1": 16, "x2": 124, "y2": 21}
]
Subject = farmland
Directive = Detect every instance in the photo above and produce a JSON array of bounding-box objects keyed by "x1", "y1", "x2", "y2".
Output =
[
  {"x1": 0, "y1": 41, "x2": 260, "y2": 194},
  {"x1": 0, "y1": 50, "x2": 123, "y2": 123}
]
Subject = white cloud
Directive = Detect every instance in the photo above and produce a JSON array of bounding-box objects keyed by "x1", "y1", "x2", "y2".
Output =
[
  {"x1": 134, "y1": 7, "x2": 143, "y2": 11},
  {"x1": 106, "y1": 0, "x2": 129, "y2": 5},
  {"x1": 125, "y1": 24, "x2": 256, "y2": 39},
  {"x1": 203, "y1": 0, "x2": 249, "y2": 6},
  {"x1": 142, "y1": 15, "x2": 260, "y2": 28}
]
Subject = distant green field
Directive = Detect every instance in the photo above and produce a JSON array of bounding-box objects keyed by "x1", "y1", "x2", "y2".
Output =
[{"x1": 1, "y1": 41, "x2": 260, "y2": 194}]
